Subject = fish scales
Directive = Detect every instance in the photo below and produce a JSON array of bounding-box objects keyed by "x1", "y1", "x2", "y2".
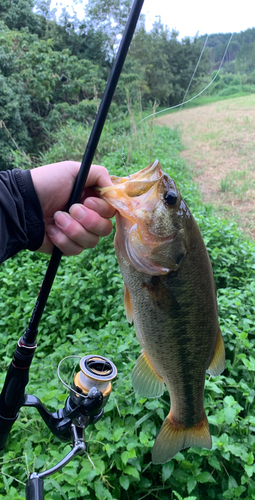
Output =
[
  {"x1": 99, "y1": 160, "x2": 225, "y2": 463},
  {"x1": 119, "y1": 242, "x2": 217, "y2": 422}
]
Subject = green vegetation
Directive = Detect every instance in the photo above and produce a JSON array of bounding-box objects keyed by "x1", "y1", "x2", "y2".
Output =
[
  {"x1": 201, "y1": 29, "x2": 255, "y2": 73},
  {"x1": 0, "y1": 123, "x2": 255, "y2": 499},
  {"x1": 220, "y1": 170, "x2": 255, "y2": 199},
  {"x1": 187, "y1": 30, "x2": 255, "y2": 104},
  {"x1": 203, "y1": 71, "x2": 255, "y2": 100}
]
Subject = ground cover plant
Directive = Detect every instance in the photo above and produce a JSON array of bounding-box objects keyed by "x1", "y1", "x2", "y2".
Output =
[{"x1": 0, "y1": 122, "x2": 255, "y2": 499}]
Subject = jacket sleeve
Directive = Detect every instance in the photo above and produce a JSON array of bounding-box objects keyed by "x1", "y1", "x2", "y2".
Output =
[{"x1": 0, "y1": 169, "x2": 45, "y2": 264}]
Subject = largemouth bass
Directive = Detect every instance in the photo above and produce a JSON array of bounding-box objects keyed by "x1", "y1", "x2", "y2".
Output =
[{"x1": 99, "y1": 160, "x2": 225, "y2": 464}]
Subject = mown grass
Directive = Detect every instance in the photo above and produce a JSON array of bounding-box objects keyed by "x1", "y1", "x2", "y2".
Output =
[
  {"x1": 156, "y1": 94, "x2": 255, "y2": 237},
  {"x1": 147, "y1": 92, "x2": 254, "y2": 121},
  {"x1": 0, "y1": 121, "x2": 255, "y2": 500}
]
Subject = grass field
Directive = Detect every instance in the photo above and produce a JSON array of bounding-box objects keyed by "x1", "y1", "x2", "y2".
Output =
[{"x1": 156, "y1": 94, "x2": 255, "y2": 237}]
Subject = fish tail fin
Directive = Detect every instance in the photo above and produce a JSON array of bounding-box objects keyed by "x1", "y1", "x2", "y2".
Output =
[{"x1": 152, "y1": 411, "x2": 212, "y2": 464}]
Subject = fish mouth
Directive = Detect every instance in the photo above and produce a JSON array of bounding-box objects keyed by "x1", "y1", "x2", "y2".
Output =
[
  {"x1": 98, "y1": 160, "x2": 168, "y2": 221},
  {"x1": 98, "y1": 160, "x2": 179, "y2": 231},
  {"x1": 100, "y1": 159, "x2": 162, "y2": 199},
  {"x1": 98, "y1": 160, "x2": 180, "y2": 275}
]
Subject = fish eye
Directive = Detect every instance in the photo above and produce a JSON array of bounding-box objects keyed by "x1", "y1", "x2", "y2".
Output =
[{"x1": 164, "y1": 190, "x2": 178, "y2": 206}]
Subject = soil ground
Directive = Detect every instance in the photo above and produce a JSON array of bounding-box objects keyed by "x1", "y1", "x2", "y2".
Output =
[{"x1": 156, "y1": 95, "x2": 255, "y2": 238}]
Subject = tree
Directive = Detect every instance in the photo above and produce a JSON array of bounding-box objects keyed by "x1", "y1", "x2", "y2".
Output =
[
  {"x1": 0, "y1": 0, "x2": 43, "y2": 34},
  {"x1": 0, "y1": 22, "x2": 104, "y2": 169},
  {"x1": 85, "y1": 0, "x2": 133, "y2": 59},
  {"x1": 125, "y1": 19, "x2": 210, "y2": 108}
]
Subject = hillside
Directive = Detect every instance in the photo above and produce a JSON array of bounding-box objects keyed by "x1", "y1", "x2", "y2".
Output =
[{"x1": 200, "y1": 28, "x2": 255, "y2": 73}]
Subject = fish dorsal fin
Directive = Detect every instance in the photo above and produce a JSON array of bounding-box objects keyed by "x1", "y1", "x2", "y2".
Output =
[
  {"x1": 206, "y1": 327, "x2": 225, "y2": 376},
  {"x1": 152, "y1": 411, "x2": 212, "y2": 464},
  {"x1": 132, "y1": 350, "x2": 165, "y2": 398},
  {"x1": 124, "y1": 285, "x2": 133, "y2": 324}
]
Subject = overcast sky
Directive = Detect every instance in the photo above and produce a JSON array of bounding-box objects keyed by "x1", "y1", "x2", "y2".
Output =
[
  {"x1": 51, "y1": 0, "x2": 255, "y2": 39},
  {"x1": 142, "y1": 0, "x2": 255, "y2": 38}
]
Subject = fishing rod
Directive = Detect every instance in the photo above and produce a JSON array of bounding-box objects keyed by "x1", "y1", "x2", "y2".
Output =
[{"x1": 0, "y1": 0, "x2": 144, "y2": 496}]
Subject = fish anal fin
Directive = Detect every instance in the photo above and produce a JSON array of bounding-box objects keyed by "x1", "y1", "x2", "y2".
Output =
[
  {"x1": 132, "y1": 349, "x2": 165, "y2": 398},
  {"x1": 124, "y1": 284, "x2": 133, "y2": 324},
  {"x1": 152, "y1": 411, "x2": 212, "y2": 464},
  {"x1": 207, "y1": 327, "x2": 225, "y2": 376}
]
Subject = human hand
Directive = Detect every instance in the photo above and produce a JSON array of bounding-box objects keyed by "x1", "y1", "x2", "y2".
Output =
[{"x1": 31, "y1": 161, "x2": 116, "y2": 255}]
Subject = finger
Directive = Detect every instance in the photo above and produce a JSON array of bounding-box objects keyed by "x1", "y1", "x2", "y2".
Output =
[
  {"x1": 83, "y1": 197, "x2": 116, "y2": 218},
  {"x1": 67, "y1": 205, "x2": 113, "y2": 238},
  {"x1": 46, "y1": 224, "x2": 97, "y2": 255},
  {"x1": 60, "y1": 162, "x2": 112, "y2": 189},
  {"x1": 37, "y1": 233, "x2": 54, "y2": 255},
  {"x1": 86, "y1": 165, "x2": 113, "y2": 188},
  {"x1": 52, "y1": 207, "x2": 111, "y2": 246}
]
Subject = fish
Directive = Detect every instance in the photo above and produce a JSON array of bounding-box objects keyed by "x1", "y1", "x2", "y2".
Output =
[{"x1": 99, "y1": 159, "x2": 225, "y2": 464}]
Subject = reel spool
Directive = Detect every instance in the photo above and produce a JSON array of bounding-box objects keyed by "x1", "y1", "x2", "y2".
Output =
[
  {"x1": 72, "y1": 355, "x2": 117, "y2": 406},
  {"x1": 58, "y1": 354, "x2": 117, "y2": 410}
]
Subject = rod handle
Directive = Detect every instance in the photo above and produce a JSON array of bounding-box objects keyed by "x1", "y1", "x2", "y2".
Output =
[
  {"x1": 26, "y1": 476, "x2": 44, "y2": 500},
  {"x1": 0, "y1": 339, "x2": 36, "y2": 447},
  {"x1": 0, "y1": 414, "x2": 18, "y2": 450}
]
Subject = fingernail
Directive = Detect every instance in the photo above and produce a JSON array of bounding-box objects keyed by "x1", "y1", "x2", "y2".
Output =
[
  {"x1": 46, "y1": 225, "x2": 58, "y2": 236},
  {"x1": 69, "y1": 204, "x2": 87, "y2": 221},
  {"x1": 84, "y1": 198, "x2": 97, "y2": 210},
  {"x1": 54, "y1": 211, "x2": 70, "y2": 228}
]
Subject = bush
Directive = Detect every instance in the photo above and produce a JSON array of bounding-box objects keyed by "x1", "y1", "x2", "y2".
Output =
[{"x1": 219, "y1": 85, "x2": 241, "y2": 97}]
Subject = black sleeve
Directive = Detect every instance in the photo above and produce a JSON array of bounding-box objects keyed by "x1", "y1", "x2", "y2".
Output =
[{"x1": 0, "y1": 169, "x2": 45, "y2": 264}]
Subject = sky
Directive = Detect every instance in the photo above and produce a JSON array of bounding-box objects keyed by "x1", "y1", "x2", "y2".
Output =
[
  {"x1": 142, "y1": 0, "x2": 255, "y2": 39},
  {"x1": 50, "y1": 0, "x2": 255, "y2": 39}
]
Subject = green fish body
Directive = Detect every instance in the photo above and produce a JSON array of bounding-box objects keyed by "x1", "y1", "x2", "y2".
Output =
[{"x1": 100, "y1": 160, "x2": 225, "y2": 463}]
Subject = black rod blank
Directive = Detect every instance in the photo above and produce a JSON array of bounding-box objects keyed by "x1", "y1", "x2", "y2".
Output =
[{"x1": 25, "y1": 0, "x2": 145, "y2": 340}]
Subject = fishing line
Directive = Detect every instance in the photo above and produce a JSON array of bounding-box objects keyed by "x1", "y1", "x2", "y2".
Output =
[
  {"x1": 122, "y1": 147, "x2": 131, "y2": 177},
  {"x1": 138, "y1": 32, "x2": 234, "y2": 124},
  {"x1": 57, "y1": 355, "x2": 85, "y2": 398},
  {"x1": 180, "y1": 34, "x2": 209, "y2": 109}
]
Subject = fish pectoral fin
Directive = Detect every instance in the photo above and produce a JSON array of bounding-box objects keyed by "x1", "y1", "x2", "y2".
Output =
[
  {"x1": 126, "y1": 226, "x2": 170, "y2": 276},
  {"x1": 131, "y1": 350, "x2": 165, "y2": 398},
  {"x1": 206, "y1": 326, "x2": 225, "y2": 376},
  {"x1": 124, "y1": 284, "x2": 133, "y2": 324},
  {"x1": 152, "y1": 411, "x2": 212, "y2": 464}
]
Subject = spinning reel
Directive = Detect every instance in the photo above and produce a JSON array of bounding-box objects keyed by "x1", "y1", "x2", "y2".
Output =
[{"x1": 25, "y1": 354, "x2": 117, "y2": 500}]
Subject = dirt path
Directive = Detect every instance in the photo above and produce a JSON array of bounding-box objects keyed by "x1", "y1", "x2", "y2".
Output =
[{"x1": 156, "y1": 95, "x2": 255, "y2": 237}]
